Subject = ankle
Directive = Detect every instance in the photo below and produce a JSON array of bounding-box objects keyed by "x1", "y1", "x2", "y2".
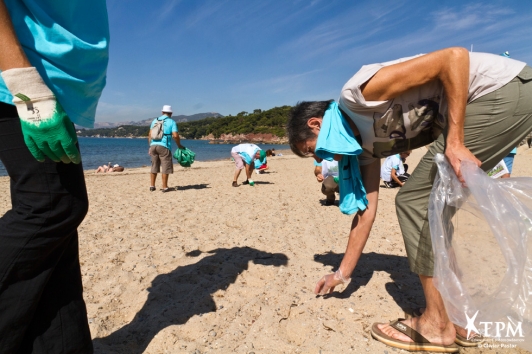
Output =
[{"x1": 418, "y1": 314, "x2": 454, "y2": 332}]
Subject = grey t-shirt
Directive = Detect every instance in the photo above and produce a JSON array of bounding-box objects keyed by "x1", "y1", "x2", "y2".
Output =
[{"x1": 339, "y1": 52, "x2": 526, "y2": 165}]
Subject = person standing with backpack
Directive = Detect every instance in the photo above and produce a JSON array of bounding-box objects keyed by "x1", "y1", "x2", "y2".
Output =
[{"x1": 148, "y1": 105, "x2": 184, "y2": 192}]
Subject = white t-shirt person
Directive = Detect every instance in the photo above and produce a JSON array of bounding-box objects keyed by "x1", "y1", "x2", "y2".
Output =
[
  {"x1": 380, "y1": 154, "x2": 404, "y2": 182},
  {"x1": 314, "y1": 159, "x2": 339, "y2": 179},
  {"x1": 231, "y1": 144, "x2": 260, "y2": 164}
]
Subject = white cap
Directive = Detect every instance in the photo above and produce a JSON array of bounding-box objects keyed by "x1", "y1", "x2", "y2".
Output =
[
  {"x1": 114, "y1": 164, "x2": 119, "y2": 167},
  {"x1": 162, "y1": 105, "x2": 173, "y2": 113}
]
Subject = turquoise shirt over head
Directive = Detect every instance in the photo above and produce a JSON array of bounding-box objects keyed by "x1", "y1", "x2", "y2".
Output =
[
  {"x1": 150, "y1": 116, "x2": 178, "y2": 150},
  {"x1": 0, "y1": 0, "x2": 110, "y2": 128},
  {"x1": 254, "y1": 156, "x2": 267, "y2": 169}
]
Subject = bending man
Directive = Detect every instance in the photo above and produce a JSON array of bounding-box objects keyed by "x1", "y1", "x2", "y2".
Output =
[
  {"x1": 287, "y1": 47, "x2": 532, "y2": 352},
  {"x1": 231, "y1": 143, "x2": 265, "y2": 187}
]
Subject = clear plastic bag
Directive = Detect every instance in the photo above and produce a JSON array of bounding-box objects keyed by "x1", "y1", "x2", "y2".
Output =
[{"x1": 429, "y1": 153, "x2": 532, "y2": 350}]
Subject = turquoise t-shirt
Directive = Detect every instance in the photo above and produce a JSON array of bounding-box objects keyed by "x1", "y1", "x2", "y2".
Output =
[
  {"x1": 254, "y1": 156, "x2": 267, "y2": 169},
  {"x1": 0, "y1": 0, "x2": 110, "y2": 128},
  {"x1": 150, "y1": 116, "x2": 178, "y2": 150}
]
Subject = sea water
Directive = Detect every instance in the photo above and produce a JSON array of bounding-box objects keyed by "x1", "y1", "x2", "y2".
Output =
[{"x1": 0, "y1": 137, "x2": 288, "y2": 176}]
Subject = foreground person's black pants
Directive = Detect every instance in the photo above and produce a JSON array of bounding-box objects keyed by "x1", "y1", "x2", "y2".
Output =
[{"x1": 0, "y1": 102, "x2": 92, "y2": 353}]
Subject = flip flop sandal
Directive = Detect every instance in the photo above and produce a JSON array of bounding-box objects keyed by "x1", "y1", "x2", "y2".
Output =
[
  {"x1": 232, "y1": 181, "x2": 238, "y2": 187},
  {"x1": 371, "y1": 319, "x2": 459, "y2": 353},
  {"x1": 455, "y1": 333, "x2": 484, "y2": 347},
  {"x1": 404, "y1": 309, "x2": 483, "y2": 347}
]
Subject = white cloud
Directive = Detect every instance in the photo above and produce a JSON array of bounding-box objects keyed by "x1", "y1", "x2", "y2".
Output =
[
  {"x1": 278, "y1": 1, "x2": 408, "y2": 62},
  {"x1": 432, "y1": 4, "x2": 514, "y2": 30},
  {"x1": 183, "y1": 0, "x2": 229, "y2": 28},
  {"x1": 238, "y1": 69, "x2": 321, "y2": 94},
  {"x1": 156, "y1": 0, "x2": 182, "y2": 22}
]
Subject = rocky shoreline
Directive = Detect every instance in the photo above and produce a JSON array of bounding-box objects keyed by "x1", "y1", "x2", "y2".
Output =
[{"x1": 202, "y1": 133, "x2": 288, "y2": 145}]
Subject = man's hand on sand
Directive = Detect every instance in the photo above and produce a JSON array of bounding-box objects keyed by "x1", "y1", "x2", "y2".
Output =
[
  {"x1": 2, "y1": 67, "x2": 80, "y2": 163},
  {"x1": 316, "y1": 174, "x2": 324, "y2": 182},
  {"x1": 314, "y1": 272, "x2": 345, "y2": 295}
]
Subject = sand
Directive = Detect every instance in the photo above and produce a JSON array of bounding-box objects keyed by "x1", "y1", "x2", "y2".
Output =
[{"x1": 1, "y1": 146, "x2": 532, "y2": 353}]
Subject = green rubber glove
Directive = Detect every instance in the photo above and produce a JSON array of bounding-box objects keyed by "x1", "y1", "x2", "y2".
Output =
[{"x1": 1, "y1": 67, "x2": 80, "y2": 164}]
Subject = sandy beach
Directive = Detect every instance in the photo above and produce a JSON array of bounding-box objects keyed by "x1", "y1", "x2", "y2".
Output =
[{"x1": 1, "y1": 146, "x2": 532, "y2": 354}]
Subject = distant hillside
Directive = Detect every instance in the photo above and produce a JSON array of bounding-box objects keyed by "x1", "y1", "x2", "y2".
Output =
[
  {"x1": 77, "y1": 107, "x2": 291, "y2": 143},
  {"x1": 77, "y1": 125, "x2": 150, "y2": 138},
  {"x1": 86, "y1": 112, "x2": 223, "y2": 129},
  {"x1": 178, "y1": 106, "x2": 290, "y2": 141}
]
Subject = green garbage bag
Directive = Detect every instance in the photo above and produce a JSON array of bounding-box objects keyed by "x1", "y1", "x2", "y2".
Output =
[{"x1": 173, "y1": 147, "x2": 196, "y2": 167}]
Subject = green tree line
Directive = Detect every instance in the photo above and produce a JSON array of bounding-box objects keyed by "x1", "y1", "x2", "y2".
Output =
[
  {"x1": 177, "y1": 105, "x2": 290, "y2": 139},
  {"x1": 77, "y1": 105, "x2": 292, "y2": 139}
]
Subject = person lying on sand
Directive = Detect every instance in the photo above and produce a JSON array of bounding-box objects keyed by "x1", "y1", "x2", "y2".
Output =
[
  {"x1": 96, "y1": 163, "x2": 124, "y2": 173},
  {"x1": 96, "y1": 162, "x2": 111, "y2": 173}
]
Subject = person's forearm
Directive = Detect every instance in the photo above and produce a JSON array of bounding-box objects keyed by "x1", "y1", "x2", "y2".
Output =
[
  {"x1": 391, "y1": 169, "x2": 403, "y2": 186},
  {"x1": 0, "y1": 1, "x2": 31, "y2": 70},
  {"x1": 440, "y1": 48, "x2": 469, "y2": 148},
  {"x1": 338, "y1": 159, "x2": 380, "y2": 277},
  {"x1": 245, "y1": 163, "x2": 253, "y2": 179},
  {"x1": 174, "y1": 134, "x2": 183, "y2": 148},
  {"x1": 339, "y1": 208, "x2": 375, "y2": 277}
]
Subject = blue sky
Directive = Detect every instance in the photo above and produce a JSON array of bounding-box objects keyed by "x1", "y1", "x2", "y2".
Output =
[{"x1": 97, "y1": 0, "x2": 532, "y2": 123}]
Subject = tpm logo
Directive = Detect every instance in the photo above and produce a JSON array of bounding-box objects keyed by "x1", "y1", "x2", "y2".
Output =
[{"x1": 465, "y1": 311, "x2": 524, "y2": 340}]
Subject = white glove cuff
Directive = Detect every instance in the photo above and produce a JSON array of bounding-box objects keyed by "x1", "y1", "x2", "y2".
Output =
[
  {"x1": 334, "y1": 268, "x2": 350, "y2": 283},
  {"x1": 1, "y1": 67, "x2": 54, "y2": 102}
]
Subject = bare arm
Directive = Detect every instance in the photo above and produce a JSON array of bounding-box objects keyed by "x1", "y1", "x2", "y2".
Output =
[
  {"x1": 338, "y1": 159, "x2": 380, "y2": 277},
  {"x1": 148, "y1": 129, "x2": 152, "y2": 154},
  {"x1": 361, "y1": 47, "x2": 480, "y2": 182},
  {"x1": 314, "y1": 158, "x2": 380, "y2": 294},
  {"x1": 390, "y1": 168, "x2": 404, "y2": 187},
  {"x1": 172, "y1": 131, "x2": 184, "y2": 149},
  {"x1": 314, "y1": 165, "x2": 324, "y2": 182},
  {"x1": 0, "y1": 1, "x2": 31, "y2": 71},
  {"x1": 245, "y1": 161, "x2": 254, "y2": 180}
]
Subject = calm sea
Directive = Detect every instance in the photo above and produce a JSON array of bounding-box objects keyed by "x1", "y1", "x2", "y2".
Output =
[{"x1": 0, "y1": 137, "x2": 289, "y2": 177}]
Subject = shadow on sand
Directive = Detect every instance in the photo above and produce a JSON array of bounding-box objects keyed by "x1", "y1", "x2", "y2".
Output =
[
  {"x1": 176, "y1": 183, "x2": 210, "y2": 191},
  {"x1": 313, "y1": 251, "x2": 424, "y2": 310},
  {"x1": 93, "y1": 247, "x2": 287, "y2": 353}
]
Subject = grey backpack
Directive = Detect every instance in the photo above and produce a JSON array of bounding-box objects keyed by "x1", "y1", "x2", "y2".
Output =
[{"x1": 151, "y1": 117, "x2": 167, "y2": 140}]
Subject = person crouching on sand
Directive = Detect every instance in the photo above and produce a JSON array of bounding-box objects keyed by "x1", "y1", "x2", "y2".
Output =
[{"x1": 231, "y1": 143, "x2": 265, "y2": 187}]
